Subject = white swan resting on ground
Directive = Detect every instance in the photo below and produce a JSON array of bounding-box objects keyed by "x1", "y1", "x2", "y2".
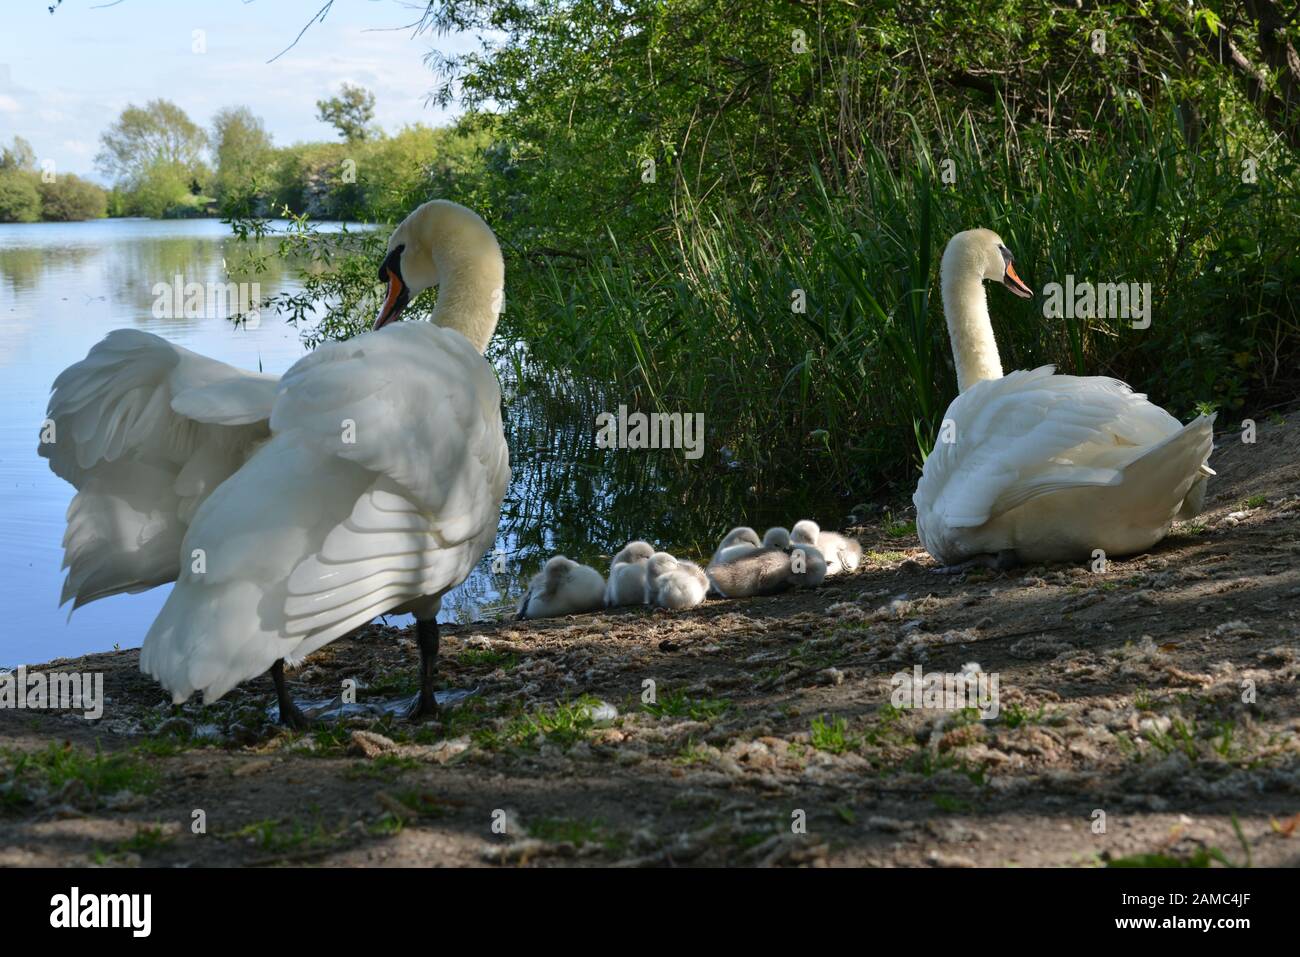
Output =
[
  {"x1": 516, "y1": 555, "x2": 606, "y2": 619},
  {"x1": 790, "y1": 520, "x2": 862, "y2": 575},
  {"x1": 605, "y1": 540, "x2": 654, "y2": 607},
  {"x1": 645, "y1": 552, "x2": 709, "y2": 609},
  {"x1": 41, "y1": 199, "x2": 510, "y2": 725},
  {"x1": 913, "y1": 228, "x2": 1214, "y2": 566}
]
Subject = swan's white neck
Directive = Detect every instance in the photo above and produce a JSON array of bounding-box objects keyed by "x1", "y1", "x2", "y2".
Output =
[
  {"x1": 403, "y1": 201, "x2": 504, "y2": 354},
  {"x1": 429, "y1": 252, "x2": 502, "y2": 354},
  {"x1": 940, "y1": 260, "x2": 1003, "y2": 393}
]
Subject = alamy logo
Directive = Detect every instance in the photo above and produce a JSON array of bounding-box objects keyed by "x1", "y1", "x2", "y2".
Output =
[
  {"x1": 151, "y1": 276, "x2": 261, "y2": 323},
  {"x1": 0, "y1": 667, "x2": 104, "y2": 719},
  {"x1": 1041, "y1": 274, "x2": 1151, "y2": 329},
  {"x1": 49, "y1": 887, "x2": 151, "y2": 937},
  {"x1": 890, "y1": 664, "x2": 1000, "y2": 718},
  {"x1": 595, "y1": 404, "x2": 705, "y2": 460}
]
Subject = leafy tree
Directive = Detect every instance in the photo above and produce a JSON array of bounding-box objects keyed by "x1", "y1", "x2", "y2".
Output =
[
  {"x1": 212, "y1": 106, "x2": 275, "y2": 214},
  {"x1": 37, "y1": 174, "x2": 108, "y2": 220},
  {"x1": 128, "y1": 160, "x2": 195, "y2": 218},
  {"x1": 315, "y1": 83, "x2": 376, "y2": 142},
  {"x1": 0, "y1": 169, "x2": 41, "y2": 222},
  {"x1": 0, "y1": 136, "x2": 37, "y2": 172},
  {"x1": 96, "y1": 99, "x2": 209, "y2": 189}
]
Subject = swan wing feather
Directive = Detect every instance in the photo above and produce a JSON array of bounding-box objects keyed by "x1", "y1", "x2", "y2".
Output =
[
  {"x1": 41, "y1": 329, "x2": 274, "y2": 608},
  {"x1": 919, "y1": 366, "x2": 1185, "y2": 528}
]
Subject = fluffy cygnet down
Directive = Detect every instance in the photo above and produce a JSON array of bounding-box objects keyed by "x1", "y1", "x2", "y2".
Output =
[
  {"x1": 517, "y1": 555, "x2": 606, "y2": 620},
  {"x1": 645, "y1": 551, "x2": 709, "y2": 610},
  {"x1": 791, "y1": 520, "x2": 862, "y2": 576},
  {"x1": 605, "y1": 540, "x2": 655, "y2": 607},
  {"x1": 762, "y1": 526, "x2": 791, "y2": 549},
  {"x1": 711, "y1": 526, "x2": 762, "y2": 565}
]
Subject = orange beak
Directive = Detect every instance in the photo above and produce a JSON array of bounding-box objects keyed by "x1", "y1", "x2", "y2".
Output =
[
  {"x1": 374, "y1": 271, "x2": 408, "y2": 329},
  {"x1": 1003, "y1": 261, "x2": 1033, "y2": 298}
]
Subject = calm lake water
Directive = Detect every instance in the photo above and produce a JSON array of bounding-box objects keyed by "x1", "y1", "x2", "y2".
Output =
[{"x1": 0, "y1": 217, "x2": 837, "y2": 668}]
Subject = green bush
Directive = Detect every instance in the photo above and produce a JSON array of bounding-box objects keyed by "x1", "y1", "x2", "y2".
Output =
[
  {"x1": 126, "y1": 160, "x2": 194, "y2": 218},
  {"x1": 0, "y1": 169, "x2": 41, "y2": 222},
  {"x1": 37, "y1": 174, "x2": 108, "y2": 221}
]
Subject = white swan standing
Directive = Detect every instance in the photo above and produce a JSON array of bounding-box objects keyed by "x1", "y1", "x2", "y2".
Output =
[
  {"x1": 913, "y1": 228, "x2": 1214, "y2": 567},
  {"x1": 516, "y1": 555, "x2": 606, "y2": 619},
  {"x1": 41, "y1": 199, "x2": 510, "y2": 725}
]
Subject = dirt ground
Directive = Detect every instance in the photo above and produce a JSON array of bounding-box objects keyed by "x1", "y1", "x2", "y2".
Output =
[{"x1": 2, "y1": 413, "x2": 1298, "y2": 868}]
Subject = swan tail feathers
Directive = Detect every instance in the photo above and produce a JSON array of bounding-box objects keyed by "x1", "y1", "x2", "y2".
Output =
[
  {"x1": 140, "y1": 579, "x2": 289, "y2": 705},
  {"x1": 1122, "y1": 413, "x2": 1215, "y2": 521}
]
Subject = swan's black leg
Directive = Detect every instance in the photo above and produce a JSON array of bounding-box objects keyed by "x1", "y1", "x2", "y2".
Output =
[
  {"x1": 406, "y1": 619, "x2": 440, "y2": 720},
  {"x1": 271, "y1": 659, "x2": 311, "y2": 730}
]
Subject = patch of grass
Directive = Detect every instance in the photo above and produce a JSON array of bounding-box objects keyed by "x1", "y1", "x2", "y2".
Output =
[
  {"x1": 115, "y1": 825, "x2": 173, "y2": 856},
  {"x1": 366, "y1": 672, "x2": 420, "y2": 697},
  {"x1": 133, "y1": 737, "x2": 192, "y2": 758},
  {"x1": 343, "y1": 753, "x2": 420, "y2": 780},
  {"x1": 909, "y1": 750, "x2": 988, "y2": 786},
  {"x1": 674, "y1": 740, "x2": 714, "y2": 766},
  {"x1": 230, "y1": 817, "x2": 342, "y2": 855},
  {"x1": 833, "y1": 805, "x2": 856, "y2": 825},
  {"x1": 1146, "y1": 717, "x2": 1201, "y2": 761},
  {"x1": 644, "y1": 688, "x2": 731, "y2": 722},
  {"x1": 1240, "y1": 495, "x2": 1267, "y2": 509},
  {"x1": 367, "y1": 813, "x2": 405, "y2": 837},
  {"x1": 457, "y1": 648, "x2": 519, "y2": 670},
  {"x1": 862, "y1": 703, "x2": 911, "y2": 747},
  {"x1": 528, "y1": 817, "x2": 626, "y2": 853},
  {"x1": 1000, "y1": 703, "x2": 1047, "y2": 729},
  {"x1": 392, "y1": 790, "x2": 455, "y2": 819},
  {"x1": 883, "y1": 515, "x2": 916, "y2": 539},
  {"x1": 867, "y1": 549, "x2": 908, "y2": 564},
  {"x1": 932, "y1": 794, "x2": 972, "y2": 813},
  {"x1": 810, "y1": 714, "x2": 856, "y2": 754},
  {"x1": 0, "y1": 742, "x2": 157, "y2": 811},
  {"x1": 476, "y1": 695, "x2": 604, "y2": 751}
]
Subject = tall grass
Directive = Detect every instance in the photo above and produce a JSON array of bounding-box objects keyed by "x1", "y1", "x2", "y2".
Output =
[{"x1": 501, "y1": 103, "x2": 1300, "y2": 503}]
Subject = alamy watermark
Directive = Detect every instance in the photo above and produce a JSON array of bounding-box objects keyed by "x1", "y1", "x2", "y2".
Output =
[
  {"x1": 595, "y1": 404, "x2": 705, "y2": 460},
  {"x1": 152, "y1": 276, "x2": 261, "y2": 325},
  {"x1": 0, "y1": 666, "x2": 104, "y2": 719},
  {"x1": 890, "y1": 664, "x2": 1000, "y2": 719},
  {"x1": 1041, "y1": 274, "x2": 1151, "y2": 329}
]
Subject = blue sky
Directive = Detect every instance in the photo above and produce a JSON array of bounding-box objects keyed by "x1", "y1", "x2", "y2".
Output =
[{"x1": 0, "y1": 0, "x2": 482, "y2": 181}]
